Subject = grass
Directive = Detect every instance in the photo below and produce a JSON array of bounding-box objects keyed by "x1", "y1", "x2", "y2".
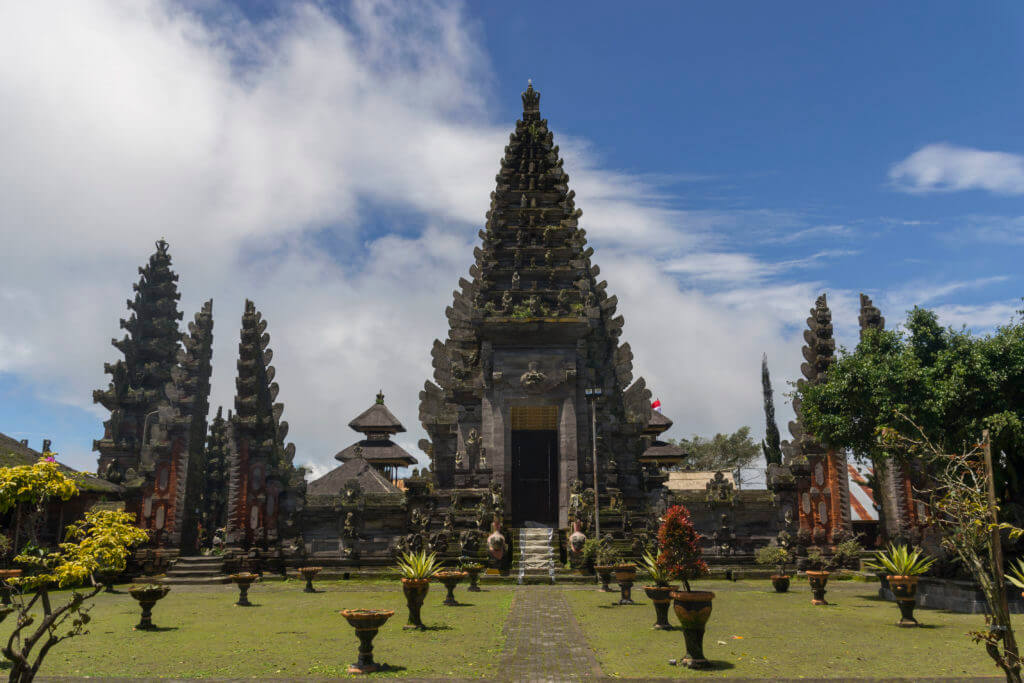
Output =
[
  {"x1": 0, "y1": 579, "x2": 513, "y2": 679},
  {"x1": 565, "y1": 578, "x2": 1016, "y2": 679}
]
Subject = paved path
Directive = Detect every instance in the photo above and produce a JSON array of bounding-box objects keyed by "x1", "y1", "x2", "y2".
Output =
[{"x1": 498, "y1": 586, "x2": 603, "y2": 681}]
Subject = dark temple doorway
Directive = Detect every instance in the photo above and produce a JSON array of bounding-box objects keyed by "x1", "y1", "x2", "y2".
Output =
[{"x1": 511, "y1": 429, "x2": 558, "y2": 525}]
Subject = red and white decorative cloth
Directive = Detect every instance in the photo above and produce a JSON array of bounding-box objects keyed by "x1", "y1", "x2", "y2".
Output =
[{"x1": 651, "y1": 399, "x2": 662, "y2": 413}]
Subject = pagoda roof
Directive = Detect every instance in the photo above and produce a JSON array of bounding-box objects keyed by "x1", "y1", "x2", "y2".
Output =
[
  {"x1": 348, "y1": 392, "x2": 406, "y2": 434},
  {"x1": 334, "y1": 439, "x2": 418, "y2": 466},
  {"x1": 0, "y1": 432, "x2": 122, "y2": 494},
  {"x1": 643, "y1": 409, "x2": 673, "y2": 435},
  {"x1": 307, "y1": 456, "x2": 400, "y2": 496},
  {"x1": 638, "y1": 439, "x2": 687, "y2": 465}
]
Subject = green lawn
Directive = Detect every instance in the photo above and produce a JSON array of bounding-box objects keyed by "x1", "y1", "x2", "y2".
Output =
[
  {"x1": 0, "y1": 579, "x2": 513, "y2": 679},
  {"x1": 565, "y1": 578, "x2": 1014, "y2": 679}
]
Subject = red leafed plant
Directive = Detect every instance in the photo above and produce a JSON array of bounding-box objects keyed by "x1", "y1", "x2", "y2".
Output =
[{"x1": 656, "y1": 504, "x2": 709, "y2": 591}]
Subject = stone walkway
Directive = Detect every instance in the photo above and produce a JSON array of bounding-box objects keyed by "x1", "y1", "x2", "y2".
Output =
[{"x1": 498, "y1": 586, "x2": 603, "y2": 681}]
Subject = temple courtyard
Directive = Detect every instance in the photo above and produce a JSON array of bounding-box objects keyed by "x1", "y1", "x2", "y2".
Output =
[{"x1": 0, "y1": 577, "x2": 1012, "y2": 680}]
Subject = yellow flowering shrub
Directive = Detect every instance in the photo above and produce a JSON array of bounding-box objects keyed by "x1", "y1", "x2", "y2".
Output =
[
  {"x1": 0, "y1": 457, "x2": 79, "y2": 514},
  {"x1": 12, "y1": 509, "x2": 150, "y2": 589}
]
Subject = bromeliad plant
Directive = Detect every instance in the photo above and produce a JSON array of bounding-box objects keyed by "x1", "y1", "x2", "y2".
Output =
[
  {"x1": 864, "y1": 544, "x2": 936, "y2": 577},
  {"x1": 396, "y1": 550, "x2": 443, "y2": 580},
  {"x1": 639, "y1": 551, "x2": 672, "y2": 587},
  {"x1": 1005, "y1": 558, "x2": 1024, "y2": 593}
]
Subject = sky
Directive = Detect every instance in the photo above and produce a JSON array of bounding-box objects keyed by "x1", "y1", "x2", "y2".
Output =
[{"x1": 1, "y1": 1, "x2": 1023, "y2": 484}]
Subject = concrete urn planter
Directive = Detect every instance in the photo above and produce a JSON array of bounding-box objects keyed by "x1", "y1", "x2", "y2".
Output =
[
  {"x1": 888, "y1": 575, "x2": 920, "y2": 627},
  {"x1": 671, "y1": 590, "x2": 716, "y2": 669},
  {"x1": 401, "y1": 578, "x2": 430, "y2": 630},
  {"x1": 340, "y1": 609, "x2": 394, "y2": 674},
  {"x1": 806, "y1": 571, "x2": 830, "y2": 605},
  {"x1": 643, "y1": 584, "x2": 679, "y2": 629},
  {"x1": 770, "y1": 575, "x2": 791, "y2": 593}
]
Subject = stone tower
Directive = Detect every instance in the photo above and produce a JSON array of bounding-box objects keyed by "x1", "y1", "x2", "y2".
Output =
[
  {"x1": 224, "y1": 300, "x2": 305, "y2": 547},
  {"x1": 419, "y1": 83, "x2": 653, "y2": 528},
  {"x1": 782, "y1": 293, "x2": 852, "y2": 545},
  {"x1": 93, "y1": 239, "x2": 204, "y2": 546}
]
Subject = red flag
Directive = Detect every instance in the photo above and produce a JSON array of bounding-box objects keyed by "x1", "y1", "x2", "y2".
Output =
[{"x1": 651, "y1": 399, "x2": 662, "y2": 413}]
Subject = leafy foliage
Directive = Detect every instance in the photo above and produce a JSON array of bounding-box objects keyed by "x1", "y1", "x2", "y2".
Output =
[
  {"x1": 656, "y1": 505, "x2": 708, "y2": 591},
  {"x1": 797, "y1": 306, "x2": 1024, "y2": 526},
  {"x1": 754, "y1": 545, "x2": 791, "y2": 574},
  {"x1": 670, "y1": 427, "x2": 760, "y2": 472},
  {"x1": 831, "y1": 536, "x2": 866, "y2": 570},
  {"x1": 864, "y1": 543, "x2": 936, "y2": 577},
  {"x1": 1007, "y1": 558, "x2": 1024, "y2": 591},
  {"x1": 395, "y1": 550, "x2": 442, "y2": 580},
  {"x1": 880, "y1": 421, "x2": 1022, "y2": 680},
  {"x1": 761, "y1": 354, "x2": 783, "y2": 465},
  {"x1": 0, "y1": 462, "x2": 149, "y2": 682},
  {"x1": 0, "y1": 459, "x2": 78, "y2": 515},
  {"x1": 637, "y1": 551, "x2": 672, "y2": 586},
  {"x1": 11, "y1": 510, "x2": 149, "y2": 590}
]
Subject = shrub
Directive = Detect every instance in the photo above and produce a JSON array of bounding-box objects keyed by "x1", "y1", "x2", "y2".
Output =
[
  {"x1": 656, "y1": 505, "x2": 708, "y2": 591},
  {"x1": 754, "y1": 545, "x2": 791, "y2": 575},
  {"x1": 832, "y1": 536, "x2": 865, "y2": 569}
]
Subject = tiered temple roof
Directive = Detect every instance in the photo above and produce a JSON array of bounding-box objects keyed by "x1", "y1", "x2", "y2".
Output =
[
  {"x1": 93, "y1": 238, "x2": 185, "y2": 483},
  {"x1": 420, "y1": 83, "x2": 651, "y2": 499}
]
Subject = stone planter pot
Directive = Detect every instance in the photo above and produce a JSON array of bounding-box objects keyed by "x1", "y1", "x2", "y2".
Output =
[
  {"x1": 229, "y1": 572, "x2": 259, "y2": 607},
  {"x1": 401, "y1": 578, "x2": 430, "y2": 630},
  {"x1": 613, "y1": 565, "x2": 637, "y2": 605},
  {"x1": 770, "y1": 575, "x2": 791, "y2": 593},
  {"x1": 643, "y1": 584, "x2": 679, "y2": 629},
  {"x1": 670, "y1": 590, "x2": 716, "y2": 669},
  {"x1": 888, "y1": 575, "x2": 920, "y2": 627},
  {"x1": 806, "y1": 571, "x2": 829, "y2": 605},
  {"x1": 594, "y1": 565, "x2": 615, "y2": 592},
  {"x1": 0, "y1": 569, "x2": 22, "y2": 606},
  {"x1": 96, "y1": 569, "x2": 121, "y2": 593},
  {"x1": 434, "y1": 571, "x2": 468, "y2": 606},
  {"x1": 128, "y1": 585, "x2": 171, "y2": 630},
  {"x1": 340, "y1": 609, "x2": 394, "y2": 674},
  {"x1": 298, "y1": 566, "x2": 322, "y2": 593},
  {"x1": 462, "y1": 565, "x2": 483, "y2": 592}
]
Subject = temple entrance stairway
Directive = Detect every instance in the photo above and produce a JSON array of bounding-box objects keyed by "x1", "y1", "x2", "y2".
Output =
[
  {"x1": 159, "y1": 555, "x2": 229, "y2": 585},
  {"x1": 514, "y1": 527, "x2": 556, "y2": 584}
]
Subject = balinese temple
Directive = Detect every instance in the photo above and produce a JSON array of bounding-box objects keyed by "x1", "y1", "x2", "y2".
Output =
[
  {"x1": 418, "y1": 82, "x2": 656, "y2": 529},
  {"x1": 334, "y1": 392, "x2": 417, "y2": 486}
]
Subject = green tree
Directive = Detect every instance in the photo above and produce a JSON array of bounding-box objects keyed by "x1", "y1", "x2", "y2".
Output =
[
  {"x1": 0, "y1": 459, "x2": 149, "y2": 682},
  {"x1": 797, "y1": 305, "x2": 1024, "y2": 526},
  {"x1": 670, "y1": 427, "x2": 760, "y2": 472}
]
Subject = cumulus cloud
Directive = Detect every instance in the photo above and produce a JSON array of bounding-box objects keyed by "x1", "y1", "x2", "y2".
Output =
[
  {"x1": 1, "y1": 1, "x2": 1016, "y2": 484},
  {"x1": 889, "y1": 143, "x2": 1024, "y2": 195}
]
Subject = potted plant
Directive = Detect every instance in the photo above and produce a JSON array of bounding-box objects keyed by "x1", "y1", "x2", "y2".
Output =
[
  {"x1": 755, "y1": 545, "x2": 792, "y2": 593},
  {"x1": 639, "y1": 550, "x2": 678, "y2": 629},
  {"x1": 662, "y1": 505, "x2": 712, "y2": 669},
  {"x1": 1007, "y1": 558, "x2": 1024, "y2": 600},
  {"x1": 804, "y1": 549, "x2": 830, "y2": 605},
  {"x1": 396, "y1": 550, "x2": 442, "y2": 630},
  {"x1": 594, "y1": 543, "x2": 621, "y2": 593},
  {"x1": 864, "y1": 544, "x2": 935, "y2": 627}
]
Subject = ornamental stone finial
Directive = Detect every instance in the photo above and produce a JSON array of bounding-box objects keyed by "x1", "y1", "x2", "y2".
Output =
[{"x1": 376, "y1": 389, "x2": 385, "y2": 405}]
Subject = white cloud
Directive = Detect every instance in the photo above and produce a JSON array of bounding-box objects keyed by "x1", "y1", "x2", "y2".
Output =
[
  {"x1": 889, "y1": 143, "x2": 1024, "y2": 195},
  {"x1": 0, "y1": 1, "x2": 1017, "y2": 486}
]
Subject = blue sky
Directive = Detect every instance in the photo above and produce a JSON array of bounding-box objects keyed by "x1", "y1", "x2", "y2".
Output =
[{"x1": 1, "y1": 1, "x2": 1022, "y2": 481}]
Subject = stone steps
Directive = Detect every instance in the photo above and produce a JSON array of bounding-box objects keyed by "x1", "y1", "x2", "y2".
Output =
[
  {"x1": 161, "y1": 555, "x2": 228, "y2": 585},
  {"x1": 514, "y1": 527, "x2": 556, "y2": 585}
]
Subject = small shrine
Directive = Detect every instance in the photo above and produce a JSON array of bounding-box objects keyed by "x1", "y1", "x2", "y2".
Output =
[{"x1": 335, "y1": 392, "x2": 417, "y2": 486}]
